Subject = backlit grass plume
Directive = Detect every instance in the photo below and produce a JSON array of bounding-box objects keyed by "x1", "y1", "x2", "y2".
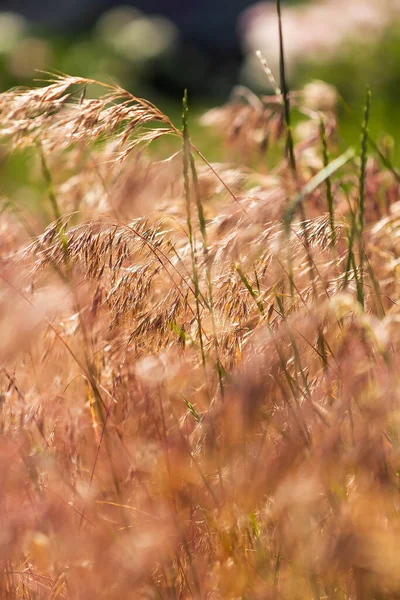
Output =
[{"x1": 1, "y1": 50, "x2": 400, "y2": 600}]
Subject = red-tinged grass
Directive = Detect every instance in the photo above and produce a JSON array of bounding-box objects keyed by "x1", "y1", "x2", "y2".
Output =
[{"x1": 1, "y1": 49, "x2": 400, "y2": 600}]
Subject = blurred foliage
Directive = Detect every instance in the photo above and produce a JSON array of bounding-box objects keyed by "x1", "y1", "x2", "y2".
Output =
[
  {"x1": 0, "y1": 8, "x2": 224, "y2": 201},
  {"x1": 0, "y1": 9, "x2": 178, "y2": 92},
  {"x1": 295, "y1": 23, "x2": 400, "y2": 160}
]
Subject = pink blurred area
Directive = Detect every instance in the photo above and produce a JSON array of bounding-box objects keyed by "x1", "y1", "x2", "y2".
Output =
[{"x1": 239, "y1": 0, "x2": 400, "y2": 87}]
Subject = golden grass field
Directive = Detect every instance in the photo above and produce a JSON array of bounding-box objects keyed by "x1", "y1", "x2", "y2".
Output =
[{"x1": 1, "y1": 17, "x2": 400, "y2": 597}]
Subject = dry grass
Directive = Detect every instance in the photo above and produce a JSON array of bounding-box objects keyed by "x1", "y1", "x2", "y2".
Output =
[{"x1": 1, "y1": 45, "x2": 400, "y2": 600}]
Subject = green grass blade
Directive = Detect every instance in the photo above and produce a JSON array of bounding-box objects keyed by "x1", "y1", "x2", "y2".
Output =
[
  {"x1": 283, "y1": 148, "x2": 355, "y2": 231},
  {"x1": 319, "y1": 117, "x2": 336, "y2": 246},
  {"x1": 358, "y1": 86, "x2": 371, "y2": 307},
  {"x1": 182, "y1": 90, "x2": 206, "y2": 370},
  {"x1": 276, "y1": 0, "x2": 296, "y2": 172}
]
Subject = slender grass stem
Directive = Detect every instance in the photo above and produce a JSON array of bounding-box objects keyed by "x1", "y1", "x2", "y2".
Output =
[
  {"x1": 182, "y1": 90, "x2": 206, "y2": 370},
  {"x1": 319, "y1": 117, "x2": 336, "y2": 246},
  {"x1": 358, "y1": 86, "x2": 371, "y2": 307},
  {"x1": 276, "y1": 0, "x2": 296, "y2": 172}
]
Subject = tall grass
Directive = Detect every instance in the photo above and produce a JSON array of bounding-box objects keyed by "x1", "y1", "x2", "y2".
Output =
[{"x1": 1, "y1": 10, "x2": 400, "y2": 600}]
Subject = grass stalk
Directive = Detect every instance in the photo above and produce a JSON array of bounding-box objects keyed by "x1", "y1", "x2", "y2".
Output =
[
  {"x1": 358, "y1": 86, "x2": 371, "y2": 307},
  {"x1": 185, "y1": 93, "x2": 225, "y2": 397},
  {"x1": 182, "y1": 90, "x2": 207, "y2": 370},
  {"x1": 319, "y1": 117, "x2": 336, "y2": 246},
  {"x1": 276, "y1": 0, "x2": 296, "y2": 172}
]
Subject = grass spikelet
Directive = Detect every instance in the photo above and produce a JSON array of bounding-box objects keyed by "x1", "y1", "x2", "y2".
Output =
[{"x1": 0, "y1": 75, "x2": 177, "y2": 156}]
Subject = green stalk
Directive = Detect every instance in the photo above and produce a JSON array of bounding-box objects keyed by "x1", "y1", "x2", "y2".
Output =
[
  {"x1": 276, "y1": 0, "x2": 296, "y2": 172},
  {"x1": 37, "y1": 141, "x2": 61, "y2": 222},
  {"x1": 182, "y1": 90, "x2": 206, "y2": 371},
  {"x1": 235, "y1": 264, "x2": 265, "y2": 315},
  {"x1": 319, "y1": 117, "x2": 335, "y2": 246},
  {"x1": 358, "y1": 86, "x2": 371, "y2": 307},
  {"x1": 189, "y1": 149, "x2": 225, "y2": 397},
  {"x1": 37, "y1": 142, "x2": 69, "y2": 268},
  {"x1": 283, "y1": 148, "x2": 355, "y2": 232}
]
